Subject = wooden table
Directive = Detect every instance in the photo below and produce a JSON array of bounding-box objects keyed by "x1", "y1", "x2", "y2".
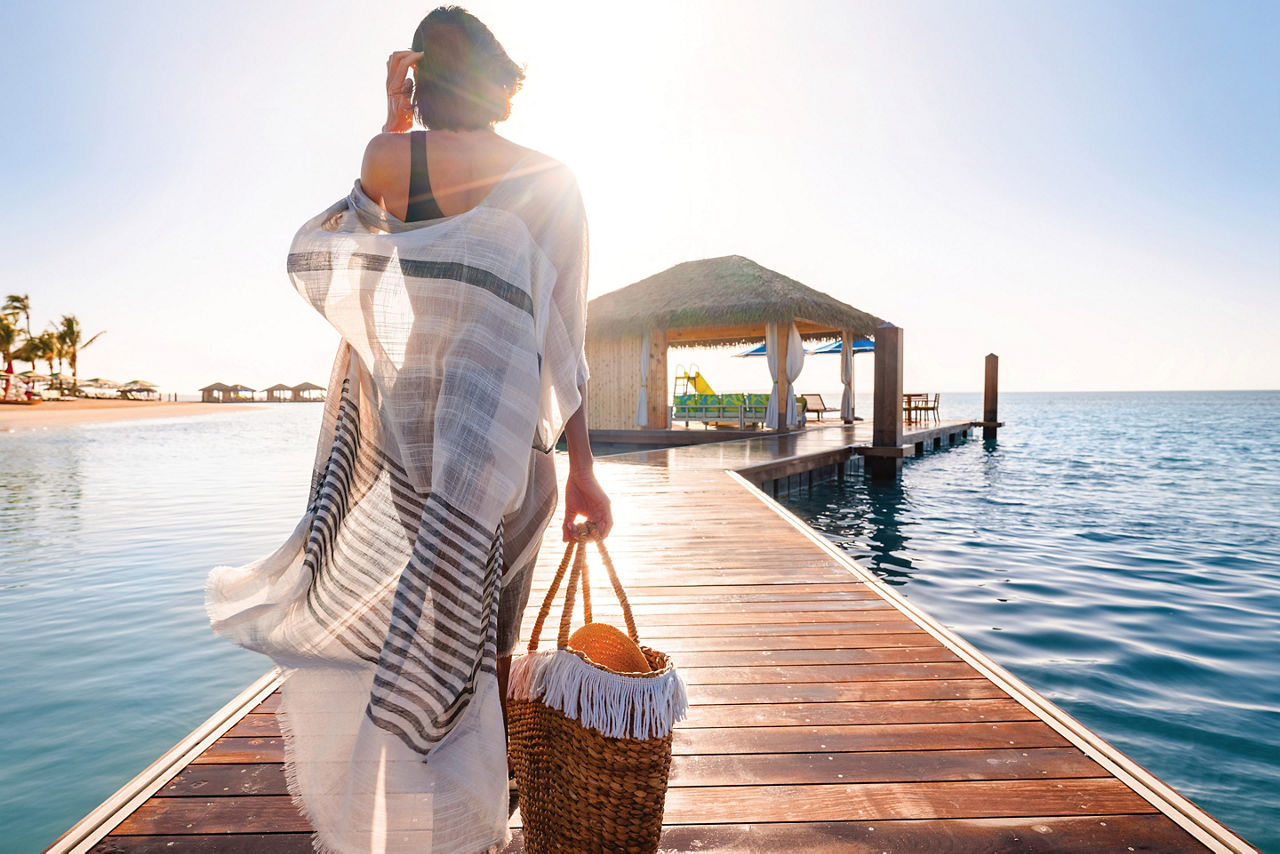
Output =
[{"x1": 903, "y1": 393, "x2": 929, "y2": 422}]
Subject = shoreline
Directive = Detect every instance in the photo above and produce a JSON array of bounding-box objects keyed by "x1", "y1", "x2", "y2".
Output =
[{"x1": 0, "y1": 399, "x2": 265, "y2": 432}]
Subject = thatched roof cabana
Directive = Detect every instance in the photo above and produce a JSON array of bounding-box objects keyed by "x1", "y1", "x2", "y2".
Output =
[
  {"x1": 291, "y1": 381, "x2": 325, "y2": 402},
  {"x1": 584, "y1": 256, "x2": 884, "y2": 431},
  {"x1": 587, "y1": 255, "x2": 882, "y2": 347},
  {"x1": 200, "y1": 382, "x2": 233, "y2": 403},
  {"x1": 264, "y1": 383, "x2": 293, "y2": 403},
  {"x1": 120, "y1": 379, "x2": 159, "y2": 400}
]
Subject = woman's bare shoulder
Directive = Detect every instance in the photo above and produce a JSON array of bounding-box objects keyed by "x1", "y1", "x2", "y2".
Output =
[{"x1": 360, "y1": 133, "x2": 412, "y2": 204}]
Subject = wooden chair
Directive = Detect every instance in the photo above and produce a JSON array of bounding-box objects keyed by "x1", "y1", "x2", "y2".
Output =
[
  {"x1": 801, "y1": 393, "x2": 834, "y2": 421},
  {"x1": 917, "y1": 393, "x2": 940, "y2": 422}
]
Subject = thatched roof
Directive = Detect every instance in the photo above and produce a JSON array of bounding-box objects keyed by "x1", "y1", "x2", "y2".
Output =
[
  {"x1": 264, "y1": 383, "x2": 294, "y2": 392},
  {"x1": 292, "y1": 382, "x2": 324, "y2": 392},
  {"x1": 200, "y1": 382, "x2": 233, "y2": 392},
  {"x1": 587, "y1": 255, "x2": 884, "y2": 347}
]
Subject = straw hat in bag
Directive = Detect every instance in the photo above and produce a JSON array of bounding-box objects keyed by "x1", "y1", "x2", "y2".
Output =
[{"x1": 506, "y1": 523, "x2": 688, "y2": 854}]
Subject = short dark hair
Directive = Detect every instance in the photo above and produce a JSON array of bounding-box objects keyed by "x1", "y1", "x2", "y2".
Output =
[{"x1": 411, "y1": 7, "x2": 524, "y2": 131}]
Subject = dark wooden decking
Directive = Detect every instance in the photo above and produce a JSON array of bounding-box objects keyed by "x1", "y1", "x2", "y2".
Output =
[{"x1": 68, "y1": 422, "x2": 1252, "y2": 853}]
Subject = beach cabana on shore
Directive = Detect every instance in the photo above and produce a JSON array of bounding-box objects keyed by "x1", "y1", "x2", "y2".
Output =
[
  {"x1": 199, "y1": 382, "x2": 233, "y2": 403},
  {"x1": 119, "y1": 380, "x2": 158, "y2": 400},
  {"x1": 264, "y1": 383, "x2": 293, "y2": 403},
  {"x1": 585, "y1": 255, "x2": 883, "y2": 431},
  {"x1": 291, "y1": 381, "x2": 325, "y2": 402}
]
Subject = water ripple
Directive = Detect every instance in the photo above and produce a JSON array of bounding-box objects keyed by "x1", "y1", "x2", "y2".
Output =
[{"x1": 787, "y1": 391, "x2": 1280, "y2": 851}]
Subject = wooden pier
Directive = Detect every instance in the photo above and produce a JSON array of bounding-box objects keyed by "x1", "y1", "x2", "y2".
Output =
[{"x1": 55, "y1": 420, "x2": 1254, "y2": 853}]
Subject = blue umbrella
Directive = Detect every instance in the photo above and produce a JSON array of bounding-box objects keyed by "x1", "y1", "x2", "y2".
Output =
[
  {"x1": 806, "y1": 338, "x2": 875, "y2": 355},
  {"x1": 736, "y1": 337, "x2": 874, "y2": 357}
]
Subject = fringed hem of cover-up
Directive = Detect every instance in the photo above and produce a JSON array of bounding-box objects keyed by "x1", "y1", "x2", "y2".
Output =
[
  {"x1": 507, "y1": 648, "x2": 688, "y2": 740},
  {"x1": 275, "y1": 681, "x2": 512, "y2": 854}
]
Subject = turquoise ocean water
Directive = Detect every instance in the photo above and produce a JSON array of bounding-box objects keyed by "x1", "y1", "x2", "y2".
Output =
[
  {"x1": 783, "y1": 391, "x2": 1279, "y2": 851},
  {"x1": 1, "y1": 392, "x2": 1277, "y2": 850}
]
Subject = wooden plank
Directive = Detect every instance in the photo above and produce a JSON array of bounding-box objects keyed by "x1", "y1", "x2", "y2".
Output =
[
  {"x1": 503, "y1": 815, "x2": 1211, "y2": 854},
  {"x1": 659, "y1": 779, "x2": 1159, "y2": 824},
  {"x1": 672, "y1": 647, "x2": 960, "y2": 668},
  {"x1": 540, "y1": 582, "x2": 872, "y2": 598},
  {"x1": 681, "y1": 698, "x2": 1038, "y2": 727},
  {"x1": 679, "y1": 662, "x2": 980, "y2": 684},
  {"x1": 690, "y1": 679, "x2": 1011, "y2": 704},
  {"x1": 651, "y1": 632, "x2": 943, "y2": 652},
  {"x1": 253, "y1": 694, "x2": 280, "y2": 714},
  {"x1": 672, "y1": 721, "x2": 1070, "y2": 754},
  {"x1": 231, "y1": 698, "x2": 1040, "y2": 741},
  {"x1": 565, "y1": 620, "x2": 924, "y2": 638},
  {"x1": 225, "y1": 715, "x2": 279, "y2": 738},
  {"x1": 191, "y1": 738, "x2": 284, "y2": 765},
  {"x1": 92, "y1": 834, "x2": 315, "y2": 853},
  {"x1": 667, "y1": 748, "x2": 1105, "y2": 787},
  {"x1": 566, "y1": 598, "x2": 894, "y2": 615},
  {"x1": 111, "y1": 796, "x2": 310, "y2": 835},
  {"x1": 160, "y1": 764, "x2": 289, "y2": 797}
]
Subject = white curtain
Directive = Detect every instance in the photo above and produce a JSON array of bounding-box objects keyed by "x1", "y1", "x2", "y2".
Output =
[
  {"x1": 635, "y1": 330, "x2": 650, "y2": 427},
  {"x1": 784, "y1": 323, "x2": 804, "y2": 427},
  {"x1": 765, "y1": 322, "x2": 805, "y2": 429},
  {"x1": 840, "y1": 335, "x2": 854, "y2": 422},
  {"x1": 764, "y1": 323, "x2": 781, "y2": 429}
]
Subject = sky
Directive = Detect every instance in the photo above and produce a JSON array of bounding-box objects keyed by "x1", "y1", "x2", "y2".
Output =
[{"x1": 1, "y1": 0, "x2": 1276, "y2": 396}]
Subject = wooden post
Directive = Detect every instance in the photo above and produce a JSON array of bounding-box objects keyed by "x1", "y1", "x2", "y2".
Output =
[
  {"x1": 646, "y1": 329, "x2": 669, "y2": 430},
  {"x1": 774, "y1": 325, "x2": 791, "y2": 432},
  {"x1": 983, "y1": 353, "x2": 998, "y2": 440},
  {"x1": 867, "y1": 325, "x2": 904, "y2": 479}
]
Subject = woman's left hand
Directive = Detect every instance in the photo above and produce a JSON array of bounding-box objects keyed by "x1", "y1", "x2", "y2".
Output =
[
  {"x1": 562, "y1": 467, "x2": 613, "y2": 541},
  {"x1": 383, "y1": 50, "x2": 424, "y2": 133}
]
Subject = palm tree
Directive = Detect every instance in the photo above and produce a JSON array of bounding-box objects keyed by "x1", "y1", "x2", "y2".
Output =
[
  {"x1": 4, "y1": 294, "x2": 32, "y2": 337},
  {"x1": 16, "y1": 334, "x2": 52, "y2": 375},
  {"x1": 35, "y1": 331, "x2": 58, "y2": 378},
  {"x1": 56, "y1": 314, "x2": 105, "y2": 392},
  {"x1": 5, "y1": 294, "x2": 34, "y2": 370},
  {"x1": 0, "y1": 315, "x2": 18, "y2": 400},
  {"x1": 0, "y1": 314, "x2": 18, "y2": 364}
]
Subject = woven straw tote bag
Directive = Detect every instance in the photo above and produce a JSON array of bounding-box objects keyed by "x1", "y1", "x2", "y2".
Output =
[{"x1": 507, "y1": 523, "x2": 688, "y2": 854}]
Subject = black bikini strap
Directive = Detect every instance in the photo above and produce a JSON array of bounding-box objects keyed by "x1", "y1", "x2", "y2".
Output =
[{"x1": 406, "y1": 131, "x2": 445, "y2": 222}]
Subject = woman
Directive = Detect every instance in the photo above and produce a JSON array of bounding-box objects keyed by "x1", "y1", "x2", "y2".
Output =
[{"x1": 208, "y1": 8, "x2": 610, "y2": 853}]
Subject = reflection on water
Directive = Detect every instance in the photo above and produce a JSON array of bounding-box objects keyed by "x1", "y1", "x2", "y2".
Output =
[
  {"x1": 0, "y1": 406, "x2": 324, "y2": 851},
  {"x1": 785, "y1": 391, "x2": 1280, "y2": 850}
]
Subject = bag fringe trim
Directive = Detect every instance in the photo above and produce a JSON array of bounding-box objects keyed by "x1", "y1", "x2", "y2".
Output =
[{"x1": 508, "y1": 648, "x2": 688, "y2": 740}]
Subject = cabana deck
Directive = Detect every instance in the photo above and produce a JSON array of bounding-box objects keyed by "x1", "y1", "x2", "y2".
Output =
[{"x1": 58, "y1": 421, "x2": 1250, "y2": 853}]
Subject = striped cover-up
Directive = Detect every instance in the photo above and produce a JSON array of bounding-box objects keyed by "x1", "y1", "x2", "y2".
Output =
[{"x1": 207, "y1": 154, "x2": 588, "y2": 854}]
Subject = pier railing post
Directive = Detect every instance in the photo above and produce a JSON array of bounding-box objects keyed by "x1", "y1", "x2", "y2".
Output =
[
  {"x1": 983, "y1": 353, "x2": 999, "y2": 440},
  {"x1": 867, "y1": 324, "x2": 904, "y2": 480}
]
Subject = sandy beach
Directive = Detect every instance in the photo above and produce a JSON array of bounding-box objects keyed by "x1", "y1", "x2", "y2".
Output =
[{"x1": 0, "y1": 399, "x2": 264, "y2": 432}]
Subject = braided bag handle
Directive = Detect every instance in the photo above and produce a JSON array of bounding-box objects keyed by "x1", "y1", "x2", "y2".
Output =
[{"x1": 525, "y1": 522, "x2": 639, "y2": 653}]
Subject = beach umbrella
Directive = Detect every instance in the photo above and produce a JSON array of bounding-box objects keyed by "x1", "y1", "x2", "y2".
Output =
[
  {"x1": 121, "y1": 379, "x2": 157, "y2": 389},
  {"x1": 81, "y1": 377, "x2": 120, "y2": 388},
  {"x1": 807, "y1": 337, "x2": 875, "y2": 355},
  {"x1": 735, "y1": 337, "x2": 874, "y2": 357},
  {"x1": 18, "y1": 370, "x2": 50, "y2": 382}
]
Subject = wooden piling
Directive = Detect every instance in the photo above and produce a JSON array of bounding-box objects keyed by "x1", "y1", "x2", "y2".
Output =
[
  {"x1": 983, "y1": 354, "x2": 999, "y2": 440},
  {"x1": 860, "y1": 324, "x2": 905, "y2": 479}
]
